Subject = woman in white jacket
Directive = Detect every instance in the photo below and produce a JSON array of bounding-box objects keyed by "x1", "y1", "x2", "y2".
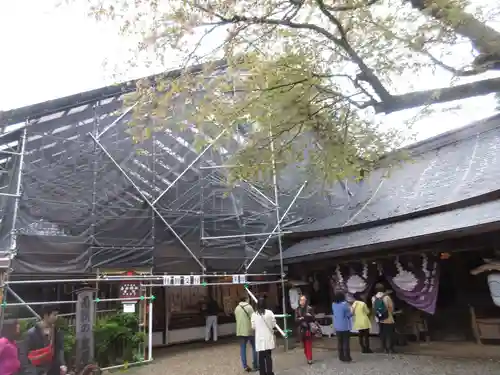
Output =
[{"x1": 251, "y1": 297, "x2": 276, "y2": 375}]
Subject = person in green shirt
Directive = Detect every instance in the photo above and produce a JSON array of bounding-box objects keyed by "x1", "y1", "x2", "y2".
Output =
[{"x1": 235, "y1": 296, "x2": 258, "y2": 372}]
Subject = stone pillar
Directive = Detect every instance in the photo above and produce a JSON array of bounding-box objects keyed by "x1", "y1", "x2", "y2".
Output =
[{"x1": 75, "y1": 288, "x2": 96, "y2": 370}]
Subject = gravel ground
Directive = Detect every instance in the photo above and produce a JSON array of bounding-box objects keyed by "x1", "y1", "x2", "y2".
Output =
[
  {"x1": 129, "y1": 340, "x2": 500, "y2": 375},
  {"x1": 282, "y1": 354, "x2": 500, "y2": 375}
]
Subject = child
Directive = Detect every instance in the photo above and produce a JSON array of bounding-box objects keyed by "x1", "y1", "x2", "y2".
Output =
[
  {"x1": 332, "y1": 290, "x2": 352, "y2": 362},
  {"x1": 352, "y1": 293, "x2": 372, "y2": 353}
]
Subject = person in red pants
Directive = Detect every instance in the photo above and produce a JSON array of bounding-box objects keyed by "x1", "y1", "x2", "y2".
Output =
[{"x1": 295, "y1": 295, "x2": 314, "y2": 365}]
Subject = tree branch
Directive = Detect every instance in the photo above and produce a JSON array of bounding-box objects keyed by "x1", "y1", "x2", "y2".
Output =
[
  {"x1": 314, "y1": 0, "x2": 348, "y2": 39},
  {"x1": 377, "y1": 76, "x2": 500, "y2": 114},
  {"x1": 314, "y1": 0, "x2": 392, "y2": 102},
  {"x1": 194, "y1": 2, "x2": 393, "y2": 105},
  {"x1": 191, "y1": 1, "x2": 500, "y2": 115},
  {"x1": 405, "y1": 0, "x2": 500, "y2": 58},
  {"x1": 325, "y1": 0, "x2": 380, "y2": 12}
]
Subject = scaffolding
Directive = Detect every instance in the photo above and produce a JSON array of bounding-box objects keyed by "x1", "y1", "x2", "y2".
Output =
[
  {"x1": 1, "y1": 275, "x2": 154, "y2": 371},
  {"x1": 0, "y1": 63, "x2": 336, "y2": 367}
]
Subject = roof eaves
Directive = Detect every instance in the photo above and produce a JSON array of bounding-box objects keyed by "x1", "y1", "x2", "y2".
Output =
[{"x1": 0, "y1": 59, "x2": 228, "y2": 127}]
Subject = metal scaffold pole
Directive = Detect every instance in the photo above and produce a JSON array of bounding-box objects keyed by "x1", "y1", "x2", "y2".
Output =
[
  {"x1": 145, "y1": 134, "x2": 156, "y2": 363},
  {"x1": 91, "y1": 105, "x2": 100, "y2": 323},
  {"x1": 6, "y1": 286, "x2": 40, "y2": 319},
  {"x1": 245, "y1": 181, "x2": 307, "y2": 271},
  {"x1": 270, "y1": 127, "x2": 288, "y2": 351},
  {"x1": 199, "y1": 163, "x2": 205, "y2": 261},
  {"x1": 88, "y1": 132, "x2": 207, "y2": 272},
  {"x1": 244, "y1": 285, "x2": 286, "y2": 338},
  {"x1": 151, "y1": 133, "x2": 157, "y2": 253},
  {"x1": 152, "y1": 130, "x2": 227, "y2": 205},
  {"x1": 90, "y1": 104, "x2": 100, "y2": 246},
  {"x1": 6, "y1": 273, "x2": 281, "y2": 285},
  {"x1": 9, "y1": 127, "x2": 27, "y2": 253},
  {"x1": 1, "y1": 126, "x2": 28, "y2": 329}
]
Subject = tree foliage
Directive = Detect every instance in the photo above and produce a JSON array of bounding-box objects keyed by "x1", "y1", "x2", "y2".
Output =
[{"x1": 88, "y1": 0, "x2": 500, "y2": 182}]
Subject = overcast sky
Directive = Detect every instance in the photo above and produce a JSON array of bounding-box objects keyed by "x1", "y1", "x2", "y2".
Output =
[{"x1": 0, "y1": 0, "x2": 499, "y2": 143}]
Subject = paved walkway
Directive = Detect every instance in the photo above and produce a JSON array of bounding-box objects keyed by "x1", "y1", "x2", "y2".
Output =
[{"x1": 129, "y1": 340, "x2": 500, "y2": 375}]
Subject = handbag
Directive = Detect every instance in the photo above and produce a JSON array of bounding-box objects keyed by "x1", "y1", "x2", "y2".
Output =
[
  {"x1": 28, "y1": 344, "x2": 54, "y2": 366},
  {"x1": 298, "y1": 306, "x2": 322, "y2": 338},
  {"x1": 309, "y1": 321, "x2": 323, "y2": 338},
  {"x1": 28, "y1": 327, "x2": 55, "y2": 366}
]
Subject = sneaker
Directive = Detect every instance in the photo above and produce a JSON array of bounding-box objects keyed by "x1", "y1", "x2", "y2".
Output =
[
  {"x1": 244, "y1": 367, "x2": 251, "y2": 372},
  {"x1": 307, "y1": 360, "x2": 313, "y2": 365}
]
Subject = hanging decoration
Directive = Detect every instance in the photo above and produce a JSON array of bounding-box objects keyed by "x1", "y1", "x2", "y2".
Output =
[
  {"x1": 487, "y1": 273, "x2": 500, "y2": 307},
  {"x1": 331, "y1": 263, "x2": 377, "y2": 300},
  {"x1": 381, "y1": 254, "x2": 439, "y2": 314},
  {"x1": 119, "y1": 272, "x2": 141, "y2": 302}
]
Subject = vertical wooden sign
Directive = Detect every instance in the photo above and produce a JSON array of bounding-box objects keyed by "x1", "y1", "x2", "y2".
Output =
[{"x1": 75, "y1": 288, "x2": 95, "y2": 370}]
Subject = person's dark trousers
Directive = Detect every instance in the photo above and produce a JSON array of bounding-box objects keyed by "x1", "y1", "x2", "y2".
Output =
[
  {"x1": 379, "y1": 323, "x2": 396, "y2": 353},
  {"x1": 336, "y1": 330, "x2": 351, "y2": 362},
  {"x1": 358, "y1": 329, "x2": 372, "y2": 353},
  {"x1": 258, "y1": 350, "x2": 274, "y2": 375},
  {"x1": 240, "y1": 336, "x2": 258, "y2": 370}
]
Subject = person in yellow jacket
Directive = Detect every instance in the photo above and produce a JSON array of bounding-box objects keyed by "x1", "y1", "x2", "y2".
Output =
[{"x1": 352, "y1": 293, "x2": 373, "y2": 353}]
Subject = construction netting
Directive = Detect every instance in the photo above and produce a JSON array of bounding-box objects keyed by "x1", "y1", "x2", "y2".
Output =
[{"x1": 0, "y1": 68, "x2": 348, "y2": 274}]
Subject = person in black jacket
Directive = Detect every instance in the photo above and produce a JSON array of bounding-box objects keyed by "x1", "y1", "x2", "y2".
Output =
[
  {"x1": 295, "y1": 295, "x2": 314, "y2": 365},
  {"x1": 201, "y1": 296, "x2": 219, "y2": 342},
  {"x1": 24, "y1": 305, "x2": 66, "y2": 375}
]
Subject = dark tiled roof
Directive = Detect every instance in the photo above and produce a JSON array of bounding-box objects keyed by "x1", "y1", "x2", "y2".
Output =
[
  {"x1": 279, "y1": 198, "x2": 500, "y2": 263},
  {"x1": 291, "y1": 114, "x2": 500, "y2": 234}
]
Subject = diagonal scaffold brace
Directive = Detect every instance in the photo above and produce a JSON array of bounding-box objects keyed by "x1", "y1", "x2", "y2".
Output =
[
  {"x1": 152, "y1": 130, "x2": 227, "y2": 205},
  {"x1": 89, "y1": 132, "x2": 227, "y2": 272},
  {"x1": 245, "y1": 180, "x2": 307, "y2": 271},
  {"x1": 244, "y1": 285, "x2": 288, "y2": 338}
]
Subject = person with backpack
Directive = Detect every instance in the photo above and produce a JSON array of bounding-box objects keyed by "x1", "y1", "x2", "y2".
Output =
[
  {"x1": 351, "y1": 294, "x2": 372, "y2": 353},
  {"x1": 332, "y1": 290, "x2": 352, "y2": 362},
  {"x1": 235, "y1": 296, "x2": 258, "y2": 372},
  {"x1": 371, "y1": 283, "x2": 396, "y2": 354},
  {"x1": 251, "y1": 297, "x2": 276, "y2": 375}
]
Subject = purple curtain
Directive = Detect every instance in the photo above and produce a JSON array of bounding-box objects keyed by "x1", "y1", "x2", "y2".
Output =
[{"x1": 381, "y1": 254, "x2": 440, "y2": 314}]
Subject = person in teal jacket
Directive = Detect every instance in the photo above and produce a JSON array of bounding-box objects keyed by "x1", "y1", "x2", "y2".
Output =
[
  {"x1": 332, "y1": 291, "x2": 353, "y2": 362},
  {"x1": 235, "y1": 296, "x2": 258, "y2": 372}
]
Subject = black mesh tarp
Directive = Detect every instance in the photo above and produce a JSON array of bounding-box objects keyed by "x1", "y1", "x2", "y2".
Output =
[{"x1": 0, "y1": 72, "x2": 344, "y2": 274}]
